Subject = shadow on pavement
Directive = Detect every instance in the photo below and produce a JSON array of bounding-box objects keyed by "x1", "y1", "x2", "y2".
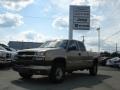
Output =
[
  {"x1": 0, "y1": 65, "x2": 11, "y2": 71},
  {"x1": 11, "y1": 72, "x2": 112, "y2": 90},
  {"x1": 99, "y1": 66, "x2": 120, "y2": 71}
]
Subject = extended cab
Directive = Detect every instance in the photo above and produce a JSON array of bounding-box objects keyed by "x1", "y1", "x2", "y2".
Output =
[{"x1": 13, "y1": 40, "x2": 99, "y2": 83}]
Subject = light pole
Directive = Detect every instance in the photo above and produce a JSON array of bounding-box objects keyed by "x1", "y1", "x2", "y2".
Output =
[
  {"x1": 116, "y1": 43, "x2": 118, "y2": 53},
  {"x1": 97, "y1": 27, "x2": 100, "y2": 53}
]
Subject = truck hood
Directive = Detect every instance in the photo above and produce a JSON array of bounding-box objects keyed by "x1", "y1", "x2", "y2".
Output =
[{"x1": 18, "y1": 48, "x2": 61, "y2": 52}]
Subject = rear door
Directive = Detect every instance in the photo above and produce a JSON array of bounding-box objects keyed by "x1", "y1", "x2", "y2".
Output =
[
  {"x1": 66, "y1": 40, "x2": 82, "y2": 70},
  {"x1": 77, "y1": 41, "x2": 93, "y2": 68}
]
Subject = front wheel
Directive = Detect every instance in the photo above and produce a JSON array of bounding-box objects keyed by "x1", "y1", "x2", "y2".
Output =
[
  {"x1": 89, "y1": 63, "x2": 98, "y2": 76},
  {"x1": 49, "y1": 64, "x2": 65, "y2": 83}
]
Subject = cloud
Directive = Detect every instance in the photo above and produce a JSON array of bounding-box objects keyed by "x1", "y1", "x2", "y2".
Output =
[
  {"x1": 71, "y1": 0, "x2": 88, "y2": 5},
  {"x1": 1, "y1": 30, "x2": 46, "y2": 45},
  {"x1": 0, "y1": 12, "x2": 23, "y2": 28},
  {"x1": 49, "y1": 0, "x2": 106, "y2": 10},
  {"x1": 52, "y1": 16, "x2": 69, "y2": 30},
  {"x1": 71, "y1": 0, "x2": 108, "y2": 8},
  {"x1": 86, "y1": 38, "x2": 117, "y2": 52},
  {"x1": 43, "y1": 5, "x2": 52, "y2": 14},
  {"x1": 91, "y1": 15, "x2": 104, "y2": 28},
  {"x1": 1, "y1": 30, "x2": 69, "y2": 45},
  {"x1": 50, "y1": 0, "x2": 70, "y2": 10},
  {"x1": 16, "y1": 31, "x2": 46, "y2": 42},
  {"x1": 0, "y1": 0, "x2": 34, "y2": 11}
]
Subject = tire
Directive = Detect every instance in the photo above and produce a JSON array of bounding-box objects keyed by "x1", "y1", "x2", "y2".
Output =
[
  {"x1": 89, "y1": 63, "x2": 98, "y2": 76},
  {"x1": 19, "y1": 72, "x2": 33, "y2": 79},
  {"x1": 49, "y1": 64, "x2": 65, "y2": 83},
  {"x1": 67, "y1": 71, "x2": 73, "y2": 74}
]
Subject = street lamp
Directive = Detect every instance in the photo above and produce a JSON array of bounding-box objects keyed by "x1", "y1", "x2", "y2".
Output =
[{"x1": 97, "y1": 27, "x2": 100, "y2": 53}]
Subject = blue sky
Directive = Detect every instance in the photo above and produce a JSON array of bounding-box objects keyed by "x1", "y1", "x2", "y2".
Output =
[{"x1": 0, "y1": 0, "x2": 120, "y2": 52}]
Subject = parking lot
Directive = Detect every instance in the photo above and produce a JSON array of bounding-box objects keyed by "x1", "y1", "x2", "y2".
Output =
[{"x1": 0, "y1": 66, "x2": 119, "y2": 90}]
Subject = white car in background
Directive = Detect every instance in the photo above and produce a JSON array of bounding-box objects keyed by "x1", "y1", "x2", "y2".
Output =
[
  {"x1": 106, "y1": 57, "x2": 120, "y2": 68},
  {"x1": 0, "y1": 44, "x2": 16, "y2": 65}
]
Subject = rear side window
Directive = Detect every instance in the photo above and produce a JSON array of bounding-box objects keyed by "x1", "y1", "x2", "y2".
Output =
[
  {"x1": 77, "y1": 41, "x2": 86, "y2": 51},
  {"x1": 68, "y1": 40, "x2": 79, "y2": 51}
]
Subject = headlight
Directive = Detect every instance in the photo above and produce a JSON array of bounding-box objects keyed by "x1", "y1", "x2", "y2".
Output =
[
  {"x1": 35, "y1": 52, "x2": 45, "y2": 61},
  {"x1": 36, "y1": 52, "x2": 45, "y2": 56}
]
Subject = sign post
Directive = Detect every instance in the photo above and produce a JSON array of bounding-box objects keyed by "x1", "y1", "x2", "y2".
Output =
[{"x1": 69, "y1": 5, "x2": 90, "y2": 40}]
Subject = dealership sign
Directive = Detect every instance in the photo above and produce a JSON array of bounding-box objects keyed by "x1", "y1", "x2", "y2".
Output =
[{"x1": 69, "y1": 6, "x2": 90, "y2": 30}]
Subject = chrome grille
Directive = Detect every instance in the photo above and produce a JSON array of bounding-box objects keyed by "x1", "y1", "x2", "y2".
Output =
[{"x1": 17, "y1": 51, "x2": 35, "y2": 61}]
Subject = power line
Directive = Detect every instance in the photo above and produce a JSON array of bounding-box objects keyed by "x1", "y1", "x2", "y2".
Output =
[
  {"x1": 99, "y1": 30, "x2": 120, "y2": 52},
  {"x1": 103, "y1": 30, "x2": 120, "y2": 41}
]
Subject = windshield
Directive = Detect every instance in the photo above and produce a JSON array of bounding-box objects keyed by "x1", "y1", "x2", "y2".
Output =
[{"x1": 40, "y1": 40, "x2": 68, "y2": 49}]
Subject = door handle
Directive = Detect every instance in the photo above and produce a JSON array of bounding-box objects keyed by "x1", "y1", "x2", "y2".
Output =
[{"x1": 78, "y1": 53, "x2": 81, "y2": 56}]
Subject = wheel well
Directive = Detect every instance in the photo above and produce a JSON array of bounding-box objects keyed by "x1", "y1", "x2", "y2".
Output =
[
  {"x1": 93, "y1": 58, "x2": 98, "y2": 64},
  {"x1": 52, "y1": 58, "x2": 66, "y2": 67}
]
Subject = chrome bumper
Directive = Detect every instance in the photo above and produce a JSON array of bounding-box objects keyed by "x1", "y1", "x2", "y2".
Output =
[{"x1": 13, "y1": 65, "x2": 51, "y2": 75}]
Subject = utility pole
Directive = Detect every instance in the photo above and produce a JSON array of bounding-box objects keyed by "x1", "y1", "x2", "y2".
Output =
[{"x1": 116, "y1": 43, "x2": 118, "y2": 53}]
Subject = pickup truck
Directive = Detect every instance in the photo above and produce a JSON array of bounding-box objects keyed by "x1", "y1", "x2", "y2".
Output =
[
  {"x1": 0, "y1": 44, "x2": 16, "y2": 66},
  {"x1": 13, "y1": 39, "x2": 99, "y2": 83}
]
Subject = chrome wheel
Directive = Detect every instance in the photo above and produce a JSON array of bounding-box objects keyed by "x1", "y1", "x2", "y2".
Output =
[
  {"x1": 89, "y1": 64, "x2": 98, "y2": 76},
  {"x1": 49, "y1": 64, "x2": 65, "y2": 83},
  {"x1": 55, "y1": 67, "x2": 63, "y2": 80}
]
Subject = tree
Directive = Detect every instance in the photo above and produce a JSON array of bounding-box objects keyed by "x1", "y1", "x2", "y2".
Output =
[
  {"x1": 100, "y1": 51, "x2": 111, "y2": 57},
  {"x1": 111, "y1": 52, "x2": 120, "y2": 57}
]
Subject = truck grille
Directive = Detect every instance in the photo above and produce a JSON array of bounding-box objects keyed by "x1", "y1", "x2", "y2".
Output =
[
  {"x1": 17, "y1": 56, "x2": 34, "y2": 60},
  {"x1": 15, "y1": 51, "x2": 44, "y2": 66},
  {"x1": 17, "y1": 51, "x2": 35, "y2": 61}
]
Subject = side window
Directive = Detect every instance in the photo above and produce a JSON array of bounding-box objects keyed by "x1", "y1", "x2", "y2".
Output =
[
  {"x1": 77, "y1": 41, "x2": 86, "y2": 51},
  {"x1": 59, "y1": 40, "x2": 68, "y2": 49},
  {"x1": 68, "y1": 41, "x2": 79, "y2": 51}
]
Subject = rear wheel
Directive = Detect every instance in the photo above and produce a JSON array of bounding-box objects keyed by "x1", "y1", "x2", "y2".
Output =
[
  {"x1": 89, "y1": 63, "x2": 98, "y2": 76},
  {"x1": 19, "y1": 72, "x2": 33, "y2": 79},
  {"x1": 49, "y1": 64, "x2": 65, "y2": 83}
]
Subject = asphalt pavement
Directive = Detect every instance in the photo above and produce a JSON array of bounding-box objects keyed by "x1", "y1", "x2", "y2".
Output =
[{"x1": 0, "y1": 66, "x2": 120, "y2": 90}]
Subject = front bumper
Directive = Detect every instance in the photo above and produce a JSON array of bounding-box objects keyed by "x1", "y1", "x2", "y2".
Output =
[
  {"x1": 0, "y1": 58, "x2": 11, "y2": 65},
  {"x1": 0, "y1": 61, "x2": 11, "y2": 64},
  {"x1": 13, "y1": 65, "x2": 51, "y2": 75}
]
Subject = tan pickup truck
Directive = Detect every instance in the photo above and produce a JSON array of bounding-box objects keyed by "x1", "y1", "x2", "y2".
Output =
[{"x1": 13, "y1": 39, "x2": 99, "y2": 83}]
